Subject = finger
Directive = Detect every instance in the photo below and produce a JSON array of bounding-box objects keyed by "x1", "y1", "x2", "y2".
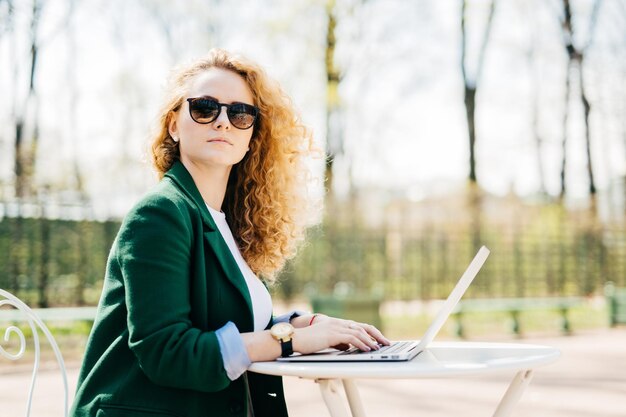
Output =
[
  {"x1": 346, "y1": 335, "x2": 372, "y2": 352},
  {"x1": 357, "y1": 327, "x2": 381, "y2": 350},
  {"x1": 338, "y1": 322, "x2": 379, "y2": 350},
  {"x1": 346, "y1": 323, "x2": 382, "y2": 349},
  {"x1": 334, "y1": 326, "x2": 372, "y2": 351},
  {"x1": 358, "y1": 323, "x2": 391, "y2": 346},
  {"x1": 346, "y1": 327, "x2": 379, "y2": 350},
  {"x1": 355, "y1": 322, "x2": 388, "y2": 345}
]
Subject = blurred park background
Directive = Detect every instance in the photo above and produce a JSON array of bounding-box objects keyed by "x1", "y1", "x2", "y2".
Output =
[
  {"x1": 2, "y1": 0, "x2": 626, "y2": 415},
  {"x1": 1, "y1": 0, "x2": 626, "y2": 348}
]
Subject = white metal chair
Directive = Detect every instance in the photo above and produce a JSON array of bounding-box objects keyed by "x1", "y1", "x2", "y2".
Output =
[{"x1": 0, "y1": 288, "x2": 69, "y2": 417}]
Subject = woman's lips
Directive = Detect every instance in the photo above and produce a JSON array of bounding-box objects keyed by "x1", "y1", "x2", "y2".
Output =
[{"x1": 206, "y1": 137, "x2": 232, "y2": 145}]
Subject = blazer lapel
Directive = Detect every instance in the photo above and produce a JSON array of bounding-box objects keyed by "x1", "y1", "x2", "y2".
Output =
[
  {"x1": 164, "y1": 161, "x2": 254, "y2": 324},
  {"x1": 203, "y1": 229, "x2": 253, "y2": 323},
  {"x1": 164, "y1": 161, "x2": 215, "y2": 231}
]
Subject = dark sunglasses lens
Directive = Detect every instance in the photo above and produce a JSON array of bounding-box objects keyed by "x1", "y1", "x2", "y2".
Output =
[
  {"x1": 227, "y1": 103, "x2": 257, "y2": 129},
  {"x1": 189, "y1": 99, "x2": 220, "y2": 123}
]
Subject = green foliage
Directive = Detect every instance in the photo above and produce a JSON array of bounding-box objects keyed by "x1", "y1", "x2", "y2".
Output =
[
  {"x1": 278, "y1": 202, "x2": 626, "y2": 302},
  {"x1": 2, "y1": 200, "x2": 624, "y2": 306},
  {"x1": 0, "y1": 217, "x2": 119, "y2": 306}
]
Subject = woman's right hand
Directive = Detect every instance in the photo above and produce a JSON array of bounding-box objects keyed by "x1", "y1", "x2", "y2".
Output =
[{"x1": 291, "y1": 316, "x2": 391, "y2": 355}]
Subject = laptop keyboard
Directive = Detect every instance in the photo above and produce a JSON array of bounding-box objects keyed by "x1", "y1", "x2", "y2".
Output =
[
  {"x1": 339, "y1": 341, "x2": 411, "y2": 355},
  {"x1": 378, "y1": 341, "x2": 412, "y2": 354}
]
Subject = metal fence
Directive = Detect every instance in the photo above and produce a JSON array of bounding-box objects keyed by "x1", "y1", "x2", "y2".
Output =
[
  {"x1": 2, "y1": 202, "x2": 625, "y2": 306},
  {"x1": 0, "y1": 215, "x2": 119, "y2": 307},
  {"x1": 278, "y1": 205, "x2": 626, "y2": 301}
]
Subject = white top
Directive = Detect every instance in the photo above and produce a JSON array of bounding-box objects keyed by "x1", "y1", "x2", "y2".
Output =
[{"x1": 207, "y1": 204, "x2": 273, "y2": 331}]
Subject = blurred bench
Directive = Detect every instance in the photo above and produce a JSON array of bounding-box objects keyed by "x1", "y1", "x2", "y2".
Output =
[
  {"x1": 452, "y1": 297, "x2": 584, "y2": 337},
  {"x1": 605, "y1": 282, "x2": 626, "y2": 327},
  {"x1": 0, "y1": 306, "x2": 97, "y2": 323}
]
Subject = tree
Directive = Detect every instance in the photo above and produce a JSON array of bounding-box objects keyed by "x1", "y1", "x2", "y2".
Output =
[
  {"x1": 524, "y1": 3, "x2": 548, "y2": 197},
  {"x1": 9, "y1": 0, "x2": 74, "y2": 199},
  {"x1": 13, "y1": 0, "x2": 43, "y2": 200},
  {"x1": 558, "y1": 0, "x2": 603, "y2": 199},
  {"x1": 324, "y1": 0, "x2": 343, "y2": 197},
  {"x1": 460, "y1": 0, "x2": 497, "y2": 185},
  {"x1": 460, "y1": 0, "x2": 497, "y2": 256},
  {"x1": 3, "y1": 0, "x2": 75, "y2": 303}
]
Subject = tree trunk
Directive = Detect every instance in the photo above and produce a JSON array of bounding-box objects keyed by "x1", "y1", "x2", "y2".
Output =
[
  {"x1": 578, "y1": 60, "x2": 596, "y2": 196},
  {"x1": 323, "y1": 0, "x2": 342, "y2": 289},
  {"x1": 461, "y1": 0, "x2": 496, "y2": 185},
  {"x1": 559, "y1": 0, "x2": 601, "y2": 200},
  {"x1": 559, "y1": 61, "x2": 571, "y2": 199},
  {"x1": 37, "y1": 203, "x2": 50, "y2": 307},
  {"x1": 66, "y1": 0, "x2": 88, "y2": 305},
  {"x1": 324, "y1": 0, "x2": 342, "y2": 198},
  {"x1": 532, "y1": 92, "x2": 547, "y2": 196},
  {"x1": 76, "y1": 219, "x2": 89, "y2": 306},
  {"x1": 14, "y1": 0, "x2": 43, "y2": 199},
  {"x1": 527, "y1": 18, "x2": 547, "y2": 196},
  {"x1": 460, "y1": 0, "x2": 495, "y2": 258},
  {"x1": 9, "y1": 215, "x2": 23, "y2": 295},
  {"x1": 464, "y1": 86, "x2": 477, "y2": 183},
  {"x1": 14, "y1": 119, "x2": 26, "y2": 198}
]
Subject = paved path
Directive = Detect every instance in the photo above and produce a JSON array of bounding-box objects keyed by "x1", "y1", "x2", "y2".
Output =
[{"x1": 2, "y1": 329, "x2": 625, "y2": 416}]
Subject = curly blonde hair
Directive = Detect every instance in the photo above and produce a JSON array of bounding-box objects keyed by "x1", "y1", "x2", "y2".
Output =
[{"x1": 150, "y1": 49, "x2": 317, "y2": 282}]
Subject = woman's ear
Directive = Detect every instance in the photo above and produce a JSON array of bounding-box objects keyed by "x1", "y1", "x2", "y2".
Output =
[{"x1": 168, "y1": 112, "x2": 179, "y2": 141}]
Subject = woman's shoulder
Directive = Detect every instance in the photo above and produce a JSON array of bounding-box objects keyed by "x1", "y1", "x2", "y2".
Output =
[
  {"x1": 123, "y1": 178, "x2": 196, "y2": 226},
  {"x1": 143, "y1": 177, "x2": 188, "y2": 204},
  {"x1": 113, "y1": 178, "x2": 197, "y2": 255}
]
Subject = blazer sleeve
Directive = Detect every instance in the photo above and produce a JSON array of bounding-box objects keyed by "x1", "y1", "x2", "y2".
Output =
[{"x1": 116, "y1": 193, "x2": 231, "y2": 392}]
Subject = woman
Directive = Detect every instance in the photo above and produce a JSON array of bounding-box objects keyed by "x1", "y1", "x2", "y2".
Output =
[{"x1": 70, "y1": 48, "x2": 389, "y2": 417}]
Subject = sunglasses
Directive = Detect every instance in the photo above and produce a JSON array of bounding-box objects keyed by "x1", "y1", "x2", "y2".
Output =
[{"x1": 186, "y1": 97, "x2": 259, "y2": 130}]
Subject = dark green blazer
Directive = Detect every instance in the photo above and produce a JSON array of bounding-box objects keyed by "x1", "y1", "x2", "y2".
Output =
[{"x1": 70, "y1": 161, "x2": 289, "y2": 417}]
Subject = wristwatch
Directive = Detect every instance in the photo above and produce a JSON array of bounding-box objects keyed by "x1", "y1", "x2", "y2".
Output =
[{"x1": 270, "y1": 322, "x2": 295, "y2": 357}]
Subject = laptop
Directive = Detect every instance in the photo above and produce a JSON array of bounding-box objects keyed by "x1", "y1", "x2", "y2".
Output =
[{"x1": 277, "y1": 245, "x2": 490, "y2": 362}]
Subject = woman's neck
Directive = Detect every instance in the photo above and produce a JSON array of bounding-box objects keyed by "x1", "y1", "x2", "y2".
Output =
[{"x1": 181, "y1": 158, "x2": 231, "y2": 211}]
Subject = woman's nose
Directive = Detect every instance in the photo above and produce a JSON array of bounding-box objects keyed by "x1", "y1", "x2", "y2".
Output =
[{"x1": 213, "y1": 105, "x2": 231, "y2": 130}]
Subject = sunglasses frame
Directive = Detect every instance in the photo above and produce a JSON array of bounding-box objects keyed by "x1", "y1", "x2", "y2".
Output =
[{"x1": 186, "y1": 97, "x2": 259, "y2": 130}]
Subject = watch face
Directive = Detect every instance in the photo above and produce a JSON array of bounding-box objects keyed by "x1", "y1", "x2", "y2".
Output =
[{"x1": 272, "y1": 322, "x2": 294, "y2": 339}]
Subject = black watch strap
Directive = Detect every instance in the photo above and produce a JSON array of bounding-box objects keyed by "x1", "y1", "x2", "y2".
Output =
[{"x1": 280, "y1": 339, "x2": 293, "y2": 357}]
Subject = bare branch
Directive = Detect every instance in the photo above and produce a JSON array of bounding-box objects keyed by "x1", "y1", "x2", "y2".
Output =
[
  {"x1": 460, "y1": 0, "x2": 497, "y2": 183},
  {"x1": 461, "y1": 0, "x2": 468, "y2": 84},
  {"x1": 475, "y1": 0, "x2": 497, "y2": 84},
  {"x1": 38, "y1": 1, "x2": 78, "y2": 50},
  {"x1": 0, "y1": 0, "x2": 14, "y2": 37},
  {"x1": 583, "y1": 0, "x2": 604, "y2": 52}
]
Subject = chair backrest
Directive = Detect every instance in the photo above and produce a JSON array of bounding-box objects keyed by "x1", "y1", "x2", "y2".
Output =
[{"x1": 0, "y1": 289, "x2": 68, "y2": 417}]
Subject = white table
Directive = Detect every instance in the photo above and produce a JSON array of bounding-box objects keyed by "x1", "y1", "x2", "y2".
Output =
[{"x1": 249, "y1": 341, "x2": 560, "y2": 417}]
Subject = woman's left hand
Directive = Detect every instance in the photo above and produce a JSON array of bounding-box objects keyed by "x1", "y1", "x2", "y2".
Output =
[{"x1": 290, "y1": 314, "x2": 391, "y2": 355}]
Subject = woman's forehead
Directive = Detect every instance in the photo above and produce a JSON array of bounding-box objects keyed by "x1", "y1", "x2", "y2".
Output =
[{"x1": 187, "y1": 68, "x2": 254, "y2": 104}]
